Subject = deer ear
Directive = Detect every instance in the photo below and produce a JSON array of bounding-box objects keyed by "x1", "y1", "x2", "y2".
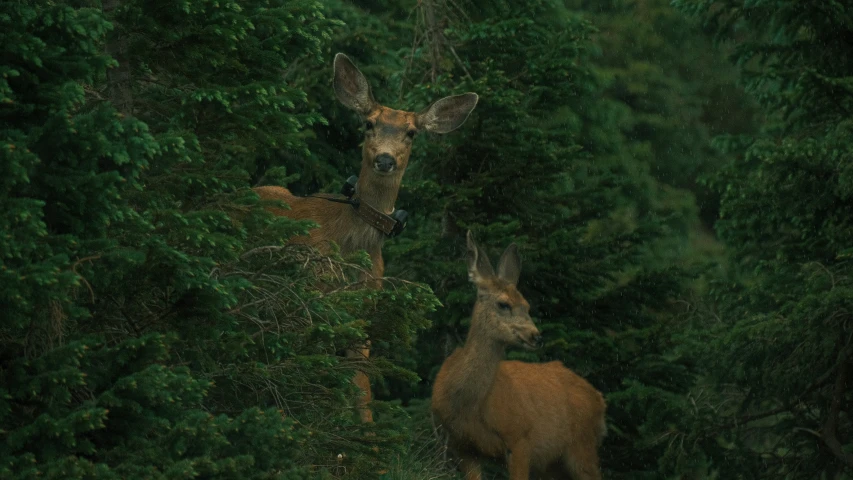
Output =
[
  {"x1": 333, "y1": 53, "x2": 377, "y2": 115},
  {"x1": 497, "y1": 243, "x2": 521, "y2": 286},
  {"x1": 466, "y1": 230, "x2": 495, "y2": 285},
  {"x1": 416, "y1": 93, "x2": 479, "y2": 134}
]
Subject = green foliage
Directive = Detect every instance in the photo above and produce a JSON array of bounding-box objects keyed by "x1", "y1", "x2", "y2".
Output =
[
  {"x1": 575, "y1": 0, "x2": 758, "y2": 227},
  {"x1": 376, "y1": 399, "x2": 458, "y2": 480},
  {"x1": 1, "y1": 0, "x2": 438, "y2": 478},
  {"x1": 1, "y1": 334, "x2": 308, "y2": 479},
  {"x1": 0, "y1": 1, "x2": 150, "y2": 342},
  {"x1": 9, "y1": 0, "x2": 818, "y2": 478},
  {"x1": 673, "y1": 0, "x2": 853, "y2": 477}
]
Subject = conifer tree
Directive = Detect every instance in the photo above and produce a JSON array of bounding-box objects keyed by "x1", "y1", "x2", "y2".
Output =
[
  {"x1": 0, "y1": 0, "x2": 150, "y2": 352},
  {"x1": 2, "y1": 1, "x2": 439, "y2": 477},
  {"x1": 575, "y1": 0, "x2": 757, "y2": 227},
  {"x1": 674, "y1": 0, "x2": 853, "y2": 477},
  {"x1": 0, "y1": 3, "x2": 300, "y2": 478}
]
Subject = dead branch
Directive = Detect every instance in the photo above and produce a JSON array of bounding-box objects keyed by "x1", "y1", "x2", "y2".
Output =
[
  {"x1": 71, "y1": 254, "x2": 101, "y2": 304},
  {"x1": 820, "y1": 358, "x2": 853, "y2": 467}
]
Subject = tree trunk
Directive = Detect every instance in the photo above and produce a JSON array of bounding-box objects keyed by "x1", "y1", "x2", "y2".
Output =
[{"x1": 102, "y1": 0, "x2": 133, "y2": 115}]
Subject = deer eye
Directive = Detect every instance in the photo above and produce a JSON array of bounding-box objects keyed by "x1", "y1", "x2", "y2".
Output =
[
  {"x1": 406, "y1": 130, "x2": 416, "y2": 139},
  {"x1": 497, "y1": 302, "x2": 511, "y2": 311},
  {"x1": 365, "y1": 121, "x2": 374, "y2": 131}
]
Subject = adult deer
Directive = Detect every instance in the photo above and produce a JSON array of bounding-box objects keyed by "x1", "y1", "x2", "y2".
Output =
[
  {"x1": 431, "y1": 232, "x2": 607, "y2": 480},
  {"x1": 255, "y1": 54, "x2": 478, "y2": 423}
]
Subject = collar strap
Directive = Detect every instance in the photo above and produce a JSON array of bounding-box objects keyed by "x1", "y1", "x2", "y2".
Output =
[
  {"x1": 305, "y1": 195, "x2": 358, "y2": 206},
  {"x1": 353, "y1": 201, "x2": 399, "y2": 236},
  {"x1": 304, "y1": 194, "x2": 405, "y2": 237}
]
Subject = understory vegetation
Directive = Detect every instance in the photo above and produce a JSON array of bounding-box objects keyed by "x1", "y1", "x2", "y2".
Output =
[{"x1": 2, "y1": 0, "x2": 851, "y2": 478}]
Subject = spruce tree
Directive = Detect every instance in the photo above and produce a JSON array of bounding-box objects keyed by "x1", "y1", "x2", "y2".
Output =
[
  {"x1": 2, "y1": 1, "x2": 440, "y2": 477},
  {"x1": 574, "y1": 0, "x2": 758, "y2": 227},
  {"x1": 675, "y1": 0, "x2": 853, "y2": 477},
  {"x1": 0, "y1": 3, "x2": 300, "y2": 478}
]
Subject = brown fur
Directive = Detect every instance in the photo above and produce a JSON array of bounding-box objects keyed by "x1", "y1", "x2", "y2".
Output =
[
  {"x1": 431, "y1": 232, "x2": 607, "y2": 479},
  {"x1": 255, "y1": 54, "x2": 478, "y2": 423}
]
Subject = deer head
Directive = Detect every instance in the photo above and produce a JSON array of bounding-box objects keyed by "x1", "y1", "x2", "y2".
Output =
[
  {"x1": 333, "y1": 54, "x2": 478, "y2": 182},
  {"x1": 466, "y1": 231, "x2": 542, "y2": 350}
]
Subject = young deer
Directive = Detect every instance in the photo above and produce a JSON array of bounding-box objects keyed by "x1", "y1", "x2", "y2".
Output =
[
  {"x1": 255, "y1": 54, "x2": 478, "y2": 422},
  {"x1": 431, "y1": 232, "x2": 607, "y2": 480}
]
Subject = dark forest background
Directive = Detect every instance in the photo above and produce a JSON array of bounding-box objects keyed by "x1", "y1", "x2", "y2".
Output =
[{"x1": 2, "y1": 0, "x2": 852, "y2": 478}]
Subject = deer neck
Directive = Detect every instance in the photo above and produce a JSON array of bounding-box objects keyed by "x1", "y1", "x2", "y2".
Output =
[
  {"x1": 355, "y1": 169, "x2": 402, "y2": 215},
  {"x1": 448, "y1": 305, "x2": 505, "y2": 409}
]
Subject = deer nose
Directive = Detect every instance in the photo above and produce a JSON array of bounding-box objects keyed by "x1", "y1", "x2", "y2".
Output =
[
  {"x1": 533, "y1": 335, "x2": 543, "y2": 348},
  {"x1": 374, "y1": 154, "x2": 396, "y2": 173}
]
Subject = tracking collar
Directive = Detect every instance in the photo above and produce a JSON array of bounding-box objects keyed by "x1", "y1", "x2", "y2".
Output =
[{"x1": 309, "y1": 175, "x2": 408, "y2": 238}]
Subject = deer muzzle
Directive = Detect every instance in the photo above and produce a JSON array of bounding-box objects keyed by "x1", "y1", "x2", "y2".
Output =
[
  {"x1": 515, "y1": 324, "x2": 543, "y2": 350},
  {"x1": 374, "y1": 153, "x2": 396, "y2": 173}
]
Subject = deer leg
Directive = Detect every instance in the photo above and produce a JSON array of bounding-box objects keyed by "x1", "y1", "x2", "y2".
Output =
[
  {"x1": 507, "y1": 443, "x2": 531, "y2": 480},
  {"x1": 459, "y1": 457, "x2": 482, "y2": 480},
  {"x1": 368, "y1": 248, "x2": 384, "y2": 290},
  {"x1": 349, "y1": 249, "x2": 384, "y2": 423},
  {"x1": 346, "y1": 344, "x2": 373, "y2": 423}
]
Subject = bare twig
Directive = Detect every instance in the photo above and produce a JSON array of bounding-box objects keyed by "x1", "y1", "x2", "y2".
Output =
[
  {"x1": 820, "y1": 359, "x2": 853, "y2": 467},
  {"x1": 448, "y1": 45, "x2": 474, "y2": 83},
  {"x1": 71, "y1": 254, "x2": 101, "y2": 304}
]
